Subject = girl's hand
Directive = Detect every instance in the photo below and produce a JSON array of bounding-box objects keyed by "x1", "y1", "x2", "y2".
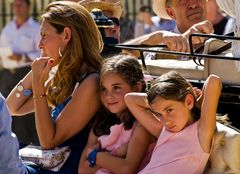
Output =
[
  {"x1": 86, "y1": 142, "x2": 101, "y2": 156},
  {"x1": 31, "y1": 57, "x2": 54, "y2": 94},
  {"x1": 114, "y1": 143, "x2": 128, "y2": 158},
  {"x1": 193, "y1": 87, "x2": 203, "y2": 109},
  {"x1": 193, "y1": 87, "x2": 202, "y2": 98}
]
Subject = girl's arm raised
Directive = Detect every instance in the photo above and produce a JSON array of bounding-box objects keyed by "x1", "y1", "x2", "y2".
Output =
[
  {"x1": 125, "y1": 92, "x2": 163, "y2": 138},
  {"x1": 198, "y1": 75, "x2": 222, "y2": 153}
]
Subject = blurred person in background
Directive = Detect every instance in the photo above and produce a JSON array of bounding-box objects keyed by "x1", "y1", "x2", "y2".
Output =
[
  {"x1": 0, "y1": 0, "x2": 40, "y2": 145},
  {"x1": 79, "y1": 0, "x2": 123, "y2": 57},
  {"x1": 134, "y1": 5, "x2": 176, "y2": 38},
  {"x1": 216, "y1": 0, "x2": 240, "y2": 70},
  {"x1": 206, "y1": 0, "x2": 231, "y2": 35},
  {"x1": 0, "y1": 0, "x2": 40, "y2": 98},
  {"x1": 79, "y1": 0, "x2": 123, "y2": 43}
]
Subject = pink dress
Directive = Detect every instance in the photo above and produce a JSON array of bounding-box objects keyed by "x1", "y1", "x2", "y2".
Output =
[
  {"x1": 139, "y1": 121, "x2": 210, "y2": 174},
  {"x1": 95, "y1": 123, "x2": 154, "y2": 174}
]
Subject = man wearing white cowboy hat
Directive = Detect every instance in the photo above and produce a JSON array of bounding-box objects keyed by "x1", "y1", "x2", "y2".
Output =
[{"x1": 125, "y1": 0, "x2": 213, "y2": 54}]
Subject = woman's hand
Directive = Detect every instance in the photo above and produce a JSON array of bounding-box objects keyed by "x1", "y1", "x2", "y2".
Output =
[{"x1": 31, "y1": 57, "x2": 54, "y2": 95}]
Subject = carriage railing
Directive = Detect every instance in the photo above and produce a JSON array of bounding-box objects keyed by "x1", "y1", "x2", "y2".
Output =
[
  {"x1": 105, "y1": 33, "x2": 240, "y2": 97},
  {"x1": 189, "y1": 33, "x2": 240, "y2": 65},
  {"x1": 109, "y1": 32, "x2": 240, "y2": 69}
]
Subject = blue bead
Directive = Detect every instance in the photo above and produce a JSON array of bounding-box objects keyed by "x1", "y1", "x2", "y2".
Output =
[{"x1": 22, "y1": 89, "x2": 33, "y2": 97}]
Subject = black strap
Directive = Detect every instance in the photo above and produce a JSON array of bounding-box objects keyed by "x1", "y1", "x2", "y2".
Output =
[
  {"x1": 208, "y1": 42, "x2": 232, "y2": 55},
  {"x1": 78, "y1": 71, "x2": 99, "y2": 83}
]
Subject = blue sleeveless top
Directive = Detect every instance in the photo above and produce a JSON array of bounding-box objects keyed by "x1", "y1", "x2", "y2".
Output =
[{"x1": 27, "y1": 72, "x2": 98, "y2": 174}]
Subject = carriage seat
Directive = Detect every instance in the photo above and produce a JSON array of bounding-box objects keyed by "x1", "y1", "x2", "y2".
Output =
[
  {"x1": 205, "y1": 122, "x2": 240, "y2": 174},
  {"x1": 143, "y1": 38, "x2": 240, "y2": 85}
]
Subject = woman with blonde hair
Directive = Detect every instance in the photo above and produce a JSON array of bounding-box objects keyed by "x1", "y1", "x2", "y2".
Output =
[{"x1": 6, "y1": 1, "x2": 103, "y2": 173}]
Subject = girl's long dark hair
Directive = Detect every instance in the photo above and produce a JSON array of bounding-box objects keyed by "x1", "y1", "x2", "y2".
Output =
[{"x1": 93, "y1": 55, "x2": 146, "y2": 137}]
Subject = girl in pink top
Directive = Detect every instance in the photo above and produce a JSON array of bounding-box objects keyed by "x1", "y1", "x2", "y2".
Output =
[
  {"x1": 78, "y1": 55, "x2": 155, "y2": 174},
  {"x1": 125, "y1": 71, "x2": 222, "y2": 174}
]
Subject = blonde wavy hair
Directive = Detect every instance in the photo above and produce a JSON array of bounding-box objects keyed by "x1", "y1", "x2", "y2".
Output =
[{"x1": 42, "y1": 1, "x2": 103, "y2": 106}]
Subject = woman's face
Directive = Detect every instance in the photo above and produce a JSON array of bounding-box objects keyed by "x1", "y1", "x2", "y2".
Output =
[
  {"x1": 38, "y1": 18, "x2": 66, "y2": 64},
  {"x1": 100, "y1": 72, "x2": 133, "y2": 116}
]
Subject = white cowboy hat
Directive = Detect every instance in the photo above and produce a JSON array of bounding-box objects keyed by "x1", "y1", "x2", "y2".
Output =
[
  {"x1": 152, "y1": 0, "x2": 172, "y2": 20},
  {"x1": 79, "y1": 0, "x2": 123, "y2": 19}
]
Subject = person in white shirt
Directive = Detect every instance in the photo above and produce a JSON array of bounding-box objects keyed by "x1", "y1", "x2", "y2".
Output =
[
  {"x1": 206, "y1": 0, "x2": 231, "y2": 35},
  {"x1": 0, "y1": 0, "x2": 40, "y2": 146},
  {"x1": 0, "y1": 0, "x2": 40, "y2": 97},
  {"x1": 216, "y1": 0, "x2": 240, "y2": 70}
]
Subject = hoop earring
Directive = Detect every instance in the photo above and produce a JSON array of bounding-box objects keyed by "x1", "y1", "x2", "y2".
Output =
[{"x1": 58, "y1": 48, "x2": 63, "y2": 57}]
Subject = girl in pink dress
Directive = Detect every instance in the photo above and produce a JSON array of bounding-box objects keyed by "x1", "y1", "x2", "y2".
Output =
[
  {"x1": 125, "y1": 71, "x2": 222, "y2": 174},
  {"x1": 78, "y1": 55, "x2": 156, "y2": 174}
]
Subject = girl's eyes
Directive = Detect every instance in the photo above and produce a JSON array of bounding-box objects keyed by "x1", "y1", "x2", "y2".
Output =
[
  {"x1": 100, "y1": 85, "x2": 122, "y2": 94},
  {"x1": 100, "y1": 86, "x2": 106, "y2": 92},
  {"x1": 151, "y1": 108, "x2": 173, "y2": 117},
  {"x1": 151, "y1": 110, "x2": 161, "y2": 118},
  {"x1": 166, "y1": 108, "x2": 173, "y2": 113},
  {"x1": 113, "y1": 85, "x2": 121, "y2": 91},
  {"x1": 155, "y1": 112, "x2": 161, "y2": 118}
]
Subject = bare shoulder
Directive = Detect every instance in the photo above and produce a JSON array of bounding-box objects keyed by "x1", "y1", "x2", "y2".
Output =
[
  {"x1": 82, "y1": 72, "x2": 100, "y2": 83},
  {"x1": 77, "y1": 73, "x2": 100, "y2": 89},
  {"x1": 72, "y1": 72, "x2": 100, "y2": 100}
]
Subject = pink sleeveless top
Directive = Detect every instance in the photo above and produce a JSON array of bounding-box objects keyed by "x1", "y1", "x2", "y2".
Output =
[
  {"x1": 138, "y1": 121, "x2": 210, "y2": 174},
  {"x1": 95, "y1": 123, "x2": 154, "y2": 174}
]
